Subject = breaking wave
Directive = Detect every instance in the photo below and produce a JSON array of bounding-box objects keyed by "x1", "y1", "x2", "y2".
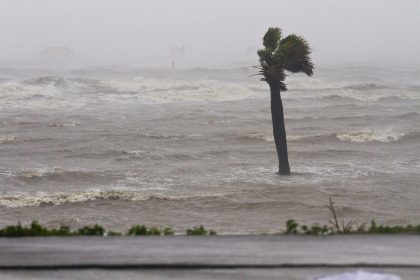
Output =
[
  {"x1": 138, "y1": 133, "x2": 184, "y2": 139},
  {"x1": 0, "y1": 135, "x2": 53, "y2": 145},
  {"x1": 23, "y1": 76, "x2": 71, "y2": 88},
  {"x1": 336, "y1": 129, "x2": 406, "y2": 143},
  {"x1": 0, "y1": 78, "x2": 85, "y2": 110},
  {"x1": 1, "y1": 74, "x2": 419, "y2": 108},
  {"x1": 244, "y1": 129, "x2": 411, "y2": 143},
  {"x1": 0, "y1": 136, "x2": 15, "y2": 144},
  {"x1": 103, "y1": 76, "x2": 416, "y2": 103},
  {"x1": 343, "y1": 83, "x2": 390, "y2": 91},
  {"x1": 100, "y1": 77, "x2": 265, "y2": 103},
  {"x1": 0, "y1": 189, "x2": 235, "y2": 208},
  {"x1": 286, "y1": 77, "x2": 350, "y2": 90},
  {"x1": 243, "y1": 133, "x2": 317, "y2": 142},
  {"x1": 286, "y1": 87, "x2": 420, "y2": 102}
]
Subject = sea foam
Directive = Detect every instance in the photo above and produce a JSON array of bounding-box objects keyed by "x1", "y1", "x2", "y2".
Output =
[
  {"x1": 100, "y1": 77, "x2": 265, "y2": 103},
  {"x1": 0, "y1": 189, "x2": 236, "y2": 208},
  {"x1": 0, "y1": 136, "x2": 15, "y2": 144},
  {"x1": 0, "y1": 79, "x2": 85, "y2": 110},
  {"x1": 336, "y1": 129, "x2": 405, "y2": 143}
]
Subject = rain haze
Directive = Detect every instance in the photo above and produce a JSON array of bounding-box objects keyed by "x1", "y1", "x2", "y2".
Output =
[
  {"x1": 1, "y1": 0, "x2": 420, "y2": 244},
  {"x1": 1, "y1": 0, "x2": 420, "y2": 67},
  {"x1": 3, "y1": 2, "x2": 420, "y2": 279}
]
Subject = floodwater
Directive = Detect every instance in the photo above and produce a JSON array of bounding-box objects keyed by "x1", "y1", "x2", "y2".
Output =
[{"x1": 0, "y1": 65, "x2": 419, "y2": 233}]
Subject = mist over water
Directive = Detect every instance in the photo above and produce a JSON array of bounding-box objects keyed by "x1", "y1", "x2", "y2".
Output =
[{"x1": 1, "y1": 0, "x2": 420, "y2": 67}]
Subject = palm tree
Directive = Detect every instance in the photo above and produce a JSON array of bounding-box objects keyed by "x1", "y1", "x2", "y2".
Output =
[{"x1": 256, "y1": 27, "x2": 314, "y2": 174}]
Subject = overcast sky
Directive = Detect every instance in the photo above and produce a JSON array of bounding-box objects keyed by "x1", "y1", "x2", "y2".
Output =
[{"x1": 1, "y1": 0, "x2": 419, "y2": 67}]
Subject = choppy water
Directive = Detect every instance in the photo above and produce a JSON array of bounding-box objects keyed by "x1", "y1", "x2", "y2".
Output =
[{"x1": 0, "y1": 65, "x2": 420, "y2": 233}]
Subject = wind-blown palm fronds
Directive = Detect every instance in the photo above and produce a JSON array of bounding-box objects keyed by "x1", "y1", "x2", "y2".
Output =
[{"x1": 257, "y1": 27, "x2": 313, "y2": 90}]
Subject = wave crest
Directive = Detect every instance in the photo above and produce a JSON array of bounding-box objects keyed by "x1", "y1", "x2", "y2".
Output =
[
  {"x1": 0, "y1": 190, "x2": 235, "y2": 208},
  {"x1": 244, "y1": 129, "x2": 410, "y2": 144},
  {"x1": 0, "y1": 136, "x2": 15, "y2": 144},
  {"x1": 336, "y1": 129, "x2": 406, "y2": 143},
  {"x1": 243, "y1": 133, "x2": 324, "y2": 142},
  {"x1": 0, "y1": 79, "x2": 85, "y2": 110},
  {"x1": 0, "y1": 190, "x2": 148, "y2": 207}
]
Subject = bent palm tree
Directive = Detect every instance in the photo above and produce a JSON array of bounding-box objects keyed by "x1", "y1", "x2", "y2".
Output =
[{"x1": 257, "y1": 27, "x2": 314, "y2": 174}]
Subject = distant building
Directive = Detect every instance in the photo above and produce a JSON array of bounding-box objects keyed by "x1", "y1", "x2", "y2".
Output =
[{"x1": 40, "y1": 47, "x2": 74, "y2": 60}]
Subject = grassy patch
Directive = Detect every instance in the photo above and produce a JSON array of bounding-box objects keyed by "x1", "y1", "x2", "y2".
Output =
[{"x1": 76, "y1": 224, "x2": 105, "y2": 236}]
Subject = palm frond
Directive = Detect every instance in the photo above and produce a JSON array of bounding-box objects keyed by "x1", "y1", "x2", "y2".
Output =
[
  {"x1": 256, "y1": 27, "x2": 313, "y2": 90},
  {"x1": 262, "y1": 27, "x2": 282, "y2": 51},
  {"x1": 278, "y1": 34, "x2": 314, "y2": 76}
]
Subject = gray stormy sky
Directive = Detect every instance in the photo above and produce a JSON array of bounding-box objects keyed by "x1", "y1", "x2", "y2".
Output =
[{"x1": 0, "y1": 0, "x2": 419, "y2": 67}]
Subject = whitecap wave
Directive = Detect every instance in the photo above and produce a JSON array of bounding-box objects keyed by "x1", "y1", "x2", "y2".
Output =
[
  {"x1": 0, "y1": 79, "x2": 85, "y2": 110},
  {"x1": 0, "y1": 136, "x2": 15, "y2": 144},
  {"x1": 100, "y1": 77, "x2": 265, "y2": 103},
  {"x1": 0, "y1": 190, "x2": 149, "y2": 207},
  {"x1": 336, "y1": 129, "x2": 406, "y2": 143},
  {"x1": 244, "y1": 133, "x2": 322, "y2": 142},
  {"x1": 17, "y1": 168, "x2": 115, "y2": 185},
  {"x1": 101, "y1": 76, "x2": 383, "y2": 104},
  {"x1": 138, "y1": 133, "x2": 184, "y2": 139},
  {"x1": 244, "y1": 133, "x2": 274, "y2": 142},
  {"x1": 244, "y1": 129, "x2": 409, "y2": 144},
  {"x1": 285, "y1": 87, "x2": 420, "y2": 102},
  {"x1": 2, "y1": 75, "x2": 417, "y2": 108},
  {"x1": 48, "y1": 121, "x2": 79, "y2": 127},
  {"x1": 24, "y1": 76, "x2": 70, "y2": 88},
  {"x1": 123, "y1": 150, "x2": 148, "y2": 157},
  {"x1": 286, "y1": 77, "x2": 350, "y2": 90},
  {"x1": 0, "y1": 189, "x2": 235, "y2": 208},
  {"x1": 343, "y1": 83, "x2": 389, "y2": 91}
]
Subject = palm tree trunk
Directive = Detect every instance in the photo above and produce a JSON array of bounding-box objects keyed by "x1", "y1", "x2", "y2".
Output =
[{"x1": 270, "y1": 84, "x2": 290, "y2": 174}]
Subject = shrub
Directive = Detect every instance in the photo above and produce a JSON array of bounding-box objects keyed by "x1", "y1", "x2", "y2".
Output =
[
  {"x1": 77, "y1": 224, "x2": 105, "y2": 236},
  {"x1": 147, "y1": 227, "x2": 162, "y2": 235},
  {"x1": 106, "y1": 230, "x2": 122, "y2": 236},
  {"x1": 0, "y1": 221, "x2": 72, "y2": 237},
  {"x1": 285, "y1": 219, "x2": 298, "y2": 234},
  {"x1": 127, "y1": 225, "x2": 148, "y2": 235},
  {"x1": 163, "y1": 227, "x2": 175, "y2": 235},
  {"x1": 186, "y1": 225, "x2": 216, "y2": 236}
]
